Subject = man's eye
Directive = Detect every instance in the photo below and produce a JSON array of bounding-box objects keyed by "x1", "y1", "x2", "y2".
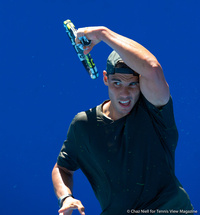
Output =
[
  {"x1": 114, "y1": 82, "x2": 120, "y2": 86},
  {"x1": 130, "y1": 82, "x2": 138, "y2": 86}
]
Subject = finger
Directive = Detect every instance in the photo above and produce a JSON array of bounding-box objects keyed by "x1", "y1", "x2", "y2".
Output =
[
  {"x1": 77, "y1": 27, "x2": 88, "y2": 37},
  {"x1": 77, "y1": 200, "x2": 85, "y2": 214},
  {"x1": 75, "y1": 36, "x2": 81, "y2": 44},
  {"x1": 77, "y1": 204, "x2": 85, "y2": 215},
  {"x1": 58, "y1": 205, "x2": 77, "y2": 213},
  {"x1": 78, "y1": 209, "x2": 85, "y2": 215},
  {"x1": 59, "y1": 212, "x2": 72, "y2": 215},
  {"x1": 76, "y1": 28, "x2": 86, "y2": 44},
  {"x1": 83, "y1": 43, "x2": 94, "y2": 55}
]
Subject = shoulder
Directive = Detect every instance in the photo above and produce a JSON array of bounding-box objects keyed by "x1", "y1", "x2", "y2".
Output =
[
  {"x1": 72, "y1": 111, "x2": 88, "y2": 123},
  {"x1": 71, "y1": 104, "x2": 101, "y2": 125},
  {"x1": 136, "y1": 94, "x2": 177, "y2": 129},
  {"x1": 137, "y1": 94, "x2": 174, "y2": 111}
]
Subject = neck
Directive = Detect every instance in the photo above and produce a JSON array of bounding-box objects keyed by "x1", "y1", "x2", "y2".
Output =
[
  {"x1": 102, "y1": 100, "x2": 120, "y2": 121},
  {"x1": 102, "y1": 100, "x2": 113, "y2": 120}
]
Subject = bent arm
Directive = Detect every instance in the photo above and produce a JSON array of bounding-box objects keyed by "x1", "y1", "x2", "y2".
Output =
[
  {"x1": 101, "y1": 28, "x2": 170, "y2": 107},
  {"x1": 77, "y1": 27, "x2": 170, "y2": 107},
  {"x1": 52, "y1": 163, "x2": 74, "y2": 198},
  {"x1": 52, "y1": 163, "x2": 85, "y2": 214}
]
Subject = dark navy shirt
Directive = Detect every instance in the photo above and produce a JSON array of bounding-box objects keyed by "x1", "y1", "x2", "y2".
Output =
[{"x1": 57, "y1": 95, "x2": 193, "y2": 214}]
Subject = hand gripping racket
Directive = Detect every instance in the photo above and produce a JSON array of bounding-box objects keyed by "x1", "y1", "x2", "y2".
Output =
[{"x1": 63, "y1": 20, "x2": 99, "y2": 79}]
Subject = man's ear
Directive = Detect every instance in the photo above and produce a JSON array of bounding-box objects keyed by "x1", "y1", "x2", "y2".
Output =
[{"x1": 103, "y1": 70, "x2": 108, "y2": 86}]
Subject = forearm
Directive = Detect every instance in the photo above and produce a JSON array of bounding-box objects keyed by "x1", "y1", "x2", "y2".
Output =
[
  {"x1": 99, "y1": 27, "x2": 169, "y2": 105},
  {"x1": 52, "y1": 163, "x2": 73, "y2": 198},
  {"x1": 99, "y1": 27, "x2": 161, "y2": 76},
  {"x1": 78, "y1": 26, "x2": 169, "y2": 105}
]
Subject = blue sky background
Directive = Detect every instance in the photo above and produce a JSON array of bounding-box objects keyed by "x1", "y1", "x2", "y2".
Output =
[{"x1": 0, "y1": 0, "x2": 199, "y2": 214}]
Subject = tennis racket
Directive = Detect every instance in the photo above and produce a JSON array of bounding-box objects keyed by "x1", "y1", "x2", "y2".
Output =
[{"x1": 63, "y1": 20, "x2": 99, "y2": 79}]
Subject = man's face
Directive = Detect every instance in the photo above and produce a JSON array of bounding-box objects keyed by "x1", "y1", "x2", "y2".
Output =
[{"x1": 103, "y1": 72, "x2": 140, "y2": 120}]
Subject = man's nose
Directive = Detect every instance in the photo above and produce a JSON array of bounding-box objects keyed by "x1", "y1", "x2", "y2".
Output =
[{"x1": 120, "y1": 87, "x2": 130, "y2": 97}]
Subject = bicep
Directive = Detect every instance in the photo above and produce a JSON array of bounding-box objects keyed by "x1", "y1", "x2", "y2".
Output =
[
  {"x1": 56, "y1": 163, "x2": 75, "y2": 176},
  {"x1": 139, "y1": 66, "x2": 170, "y2": 107}
]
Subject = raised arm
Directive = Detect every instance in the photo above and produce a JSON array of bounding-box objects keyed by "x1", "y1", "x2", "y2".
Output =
[
  {"x1": 76, "y1": 27, "x2": 170, "y2": 107},
  {"x1": 52, "y1": 163, "x2": 85, "y2": 215}
]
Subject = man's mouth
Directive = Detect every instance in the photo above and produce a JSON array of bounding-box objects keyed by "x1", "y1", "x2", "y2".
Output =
[{"x1": 119, "y1": 100, "x2": 131, "y2": 107}]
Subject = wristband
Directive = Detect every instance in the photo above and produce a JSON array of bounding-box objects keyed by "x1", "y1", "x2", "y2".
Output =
[{"x1": 58, "y1": 194, "x2": 74, "y2": 208}]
